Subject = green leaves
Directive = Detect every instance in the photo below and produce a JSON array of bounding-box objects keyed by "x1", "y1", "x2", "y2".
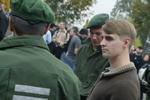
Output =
[
  {"x1": 45, "y1": 0, "x2": 96, "y2": 25},
  {"x1": 111, "y1": 0, "x2": 150, "y2": 45},
  {"x1": 131, "y1": 0, "x2": 150, "y2": 44}
]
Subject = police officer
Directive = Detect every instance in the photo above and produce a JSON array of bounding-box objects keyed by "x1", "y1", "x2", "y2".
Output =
[
  {"x1": 0, "y1": 0, "x2": 80, "y2": 100},
  {"x1": 74, "y1": 13, "x2": 109, "y2": 100}
]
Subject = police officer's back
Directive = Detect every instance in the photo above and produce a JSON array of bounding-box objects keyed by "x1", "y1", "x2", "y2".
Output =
[{"x1": 0, "y1": 0, "x2": 80, "y2": 100}]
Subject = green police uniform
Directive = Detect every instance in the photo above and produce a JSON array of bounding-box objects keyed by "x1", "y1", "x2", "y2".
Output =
[
  {"x1": 75, "y1": 42, "x2": 109, "y2": 96},
  {"x1": 74, "y1": 14, "x2": 109, "y2": 98},
  {"x1": 0, "y1": 0, "x2": 81, "y2": 100},
  {"x1": 0, "y1": 36, "x2": 80, "y2": 100}
]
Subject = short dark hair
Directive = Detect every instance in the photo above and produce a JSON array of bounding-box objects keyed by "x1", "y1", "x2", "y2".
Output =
[
  {"x1": 79, "y1": 28, "x2": 88, "y2": 35},
  {"x1": 89, "y1": 25, "x2": 103, "y2": 30},
  {"x1": 72, "y1": 27, "x2": 78, "y2": 33},
  {"x1": 11, "y1": 16, "x2": 48, "y2": 35}
]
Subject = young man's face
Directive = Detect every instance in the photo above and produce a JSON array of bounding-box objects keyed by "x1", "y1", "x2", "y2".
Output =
[
  {"x1": 90, "y1": 28, "x2": 103, "y2": 48},
  {"x1": 100, "y1": 30, "x2": 125, "y2": 59}
]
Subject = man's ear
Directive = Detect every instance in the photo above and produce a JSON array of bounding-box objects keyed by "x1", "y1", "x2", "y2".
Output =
[{"x1": 123, "y1": 38, "x2": 131, "y2": 48}]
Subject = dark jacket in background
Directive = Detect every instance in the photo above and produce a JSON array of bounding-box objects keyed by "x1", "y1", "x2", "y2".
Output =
[
  {"x1": 130, "y1": 53, "x2": 144, "y2": 72},
  {"x1": 0, "y1": 11, "x2": 8, "y2": 41}
]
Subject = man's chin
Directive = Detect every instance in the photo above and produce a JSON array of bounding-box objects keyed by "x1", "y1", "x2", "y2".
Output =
[
  {"x1": 102, "y1": 54, "x2": 109, "y2": 58},
  {"x1": 93, "y1": 44, "x2": 101, "y2": 47}
]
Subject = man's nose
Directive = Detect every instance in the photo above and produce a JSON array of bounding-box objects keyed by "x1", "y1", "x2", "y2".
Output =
[
  {"x1": 100, "y1": 38, "x2": 106, "y2": 46},
  {"x1": 92, "y1": 34, "x2": 97, "y2": 39}
]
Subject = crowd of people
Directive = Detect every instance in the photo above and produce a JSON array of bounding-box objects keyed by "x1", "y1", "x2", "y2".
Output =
[{"x1": 0, "y1": 0, "x2": 150, "y2": 100}]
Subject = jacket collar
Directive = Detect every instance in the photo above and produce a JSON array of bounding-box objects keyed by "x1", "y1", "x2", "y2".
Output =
[
  {"x1": 102, "y1": 62, "x2": 136, "y2": 77},
  {"x1": 0, "y1": 35, "x2": 49, "y2": 50}
]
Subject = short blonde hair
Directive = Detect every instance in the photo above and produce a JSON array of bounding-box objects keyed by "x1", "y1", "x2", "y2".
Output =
[{"x1": 102, "y1": 19, "x2": 137, "y2": 48}]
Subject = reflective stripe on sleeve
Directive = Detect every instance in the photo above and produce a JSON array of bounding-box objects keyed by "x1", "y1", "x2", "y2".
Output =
[
  {"x1": 15, "y1": 84, "x2": 50, "y2": 96},
  {"x1": 13, "y1": 95, "x2": 48, "y2": 100}
]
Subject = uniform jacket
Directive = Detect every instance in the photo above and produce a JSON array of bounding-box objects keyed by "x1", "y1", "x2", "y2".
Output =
[
  {"x1": 0, "y1": 35, "x2": 80, "y2": 100},
  {"x1": 74, "y1": 42, "x2": 109, "y2": 96}
]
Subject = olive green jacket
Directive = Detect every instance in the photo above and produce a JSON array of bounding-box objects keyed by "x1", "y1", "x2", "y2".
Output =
[
  {"x1": 0, "y1": 35, "x2": 80, "y2": 100},
  {"x1": 74, "y1": 42, "x2": 109, "y2": 96}
]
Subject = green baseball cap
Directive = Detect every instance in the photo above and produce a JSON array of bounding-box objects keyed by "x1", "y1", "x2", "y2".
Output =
[
  {"x1": 10, "y1": 0, "x2": 55, "y2": 24},
  {"x1": 87, "y1": 13, "x2": 109, "y2": 29}
]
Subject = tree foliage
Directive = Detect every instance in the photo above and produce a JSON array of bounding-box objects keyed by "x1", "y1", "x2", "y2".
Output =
[
  {"x1": 111, "y1": 0, "x2": 133, "y2": 18},
  {"x1": 45, "y1": 0, "x2": 96, "y2": 25},
  {"x1": 131, "y1": 0, "x2": 150, "y2": 43},
  {"x1": 111, "y1": 0, "x2": 150, "y2": 44}
]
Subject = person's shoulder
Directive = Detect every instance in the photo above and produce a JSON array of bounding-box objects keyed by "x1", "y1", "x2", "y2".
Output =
[
  {"x1": 79, "y1": 42, "x2": 91, "y2": 51},
  {"x1": 55, "y1": 62, "x2": 80, "y2": 86},
  {"x1": 49, "y1": 55, "x2": 78, "y2": 80},
  {"x1": 77, "y1": 45, "x2": 86, "y2": 54},
  {"x1": 71, "y1": 35, "x2": 77, "y2": 40},
  {"x1": 111, "y1": 77, "x2": 139, "y2": 91},
  {"x1": 110, "y1": 78, "x2": 140, "y2": 99}
]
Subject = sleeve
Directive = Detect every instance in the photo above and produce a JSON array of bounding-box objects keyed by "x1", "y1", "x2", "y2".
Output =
[
  {"x1": 110, "y1": 80, "x2": 140, "y2": 100},
  {"x1": 74, "y1": 37, "x2": 81, "y2": 49},
  {"x1": 47, "y1": 31, "x2": 52, "y2": 44},
  {"x1": 74, "y1": 51, "x2": 81, "y2": 73},
  {"x1": 58, "y1": 74, "x2": 81, "y2": 100},
  {"x1": 43, "y1": 31, "x2": 52, "y2": 44}
]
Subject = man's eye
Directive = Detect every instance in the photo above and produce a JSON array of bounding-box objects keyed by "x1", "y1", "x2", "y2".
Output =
[
  {"x1": 105, "y1": 37, "x2": 113, "y2": 41},
  {"x1": 95, "y1": 32, "x2": 102, "y2": 35}
]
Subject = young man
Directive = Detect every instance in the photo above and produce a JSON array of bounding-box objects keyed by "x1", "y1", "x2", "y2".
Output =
[
  {"x1": 87, "y1": 19, "x2": 140, "y2": 100},
  {"x1": 74, "y1": 13, "x2": 109, "y2": 100},
  {"x1": 0, "y1": 0, "x2": 80, "y2": 100}
]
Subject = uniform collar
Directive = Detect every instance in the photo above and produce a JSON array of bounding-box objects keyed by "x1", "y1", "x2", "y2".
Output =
[
  {"x1": 88, "y1": 42, "x2": 102, "y2": 53},
  {"x1": 0, "y1": 35, "x2": 49, "y2": 50}
]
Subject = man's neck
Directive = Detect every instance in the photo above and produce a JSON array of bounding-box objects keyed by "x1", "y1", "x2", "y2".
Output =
[{"x1": 109, "y1": 52, "x2": 130, "y2": 68}]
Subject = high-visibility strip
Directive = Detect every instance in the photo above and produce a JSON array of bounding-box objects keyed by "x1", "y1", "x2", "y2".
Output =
[
  {"x1": 13, "y1": 95, "x2": 48, "y2": 100},
  {"x1": 15, "y1": 84, "x2": 50, "y2": 96}
]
